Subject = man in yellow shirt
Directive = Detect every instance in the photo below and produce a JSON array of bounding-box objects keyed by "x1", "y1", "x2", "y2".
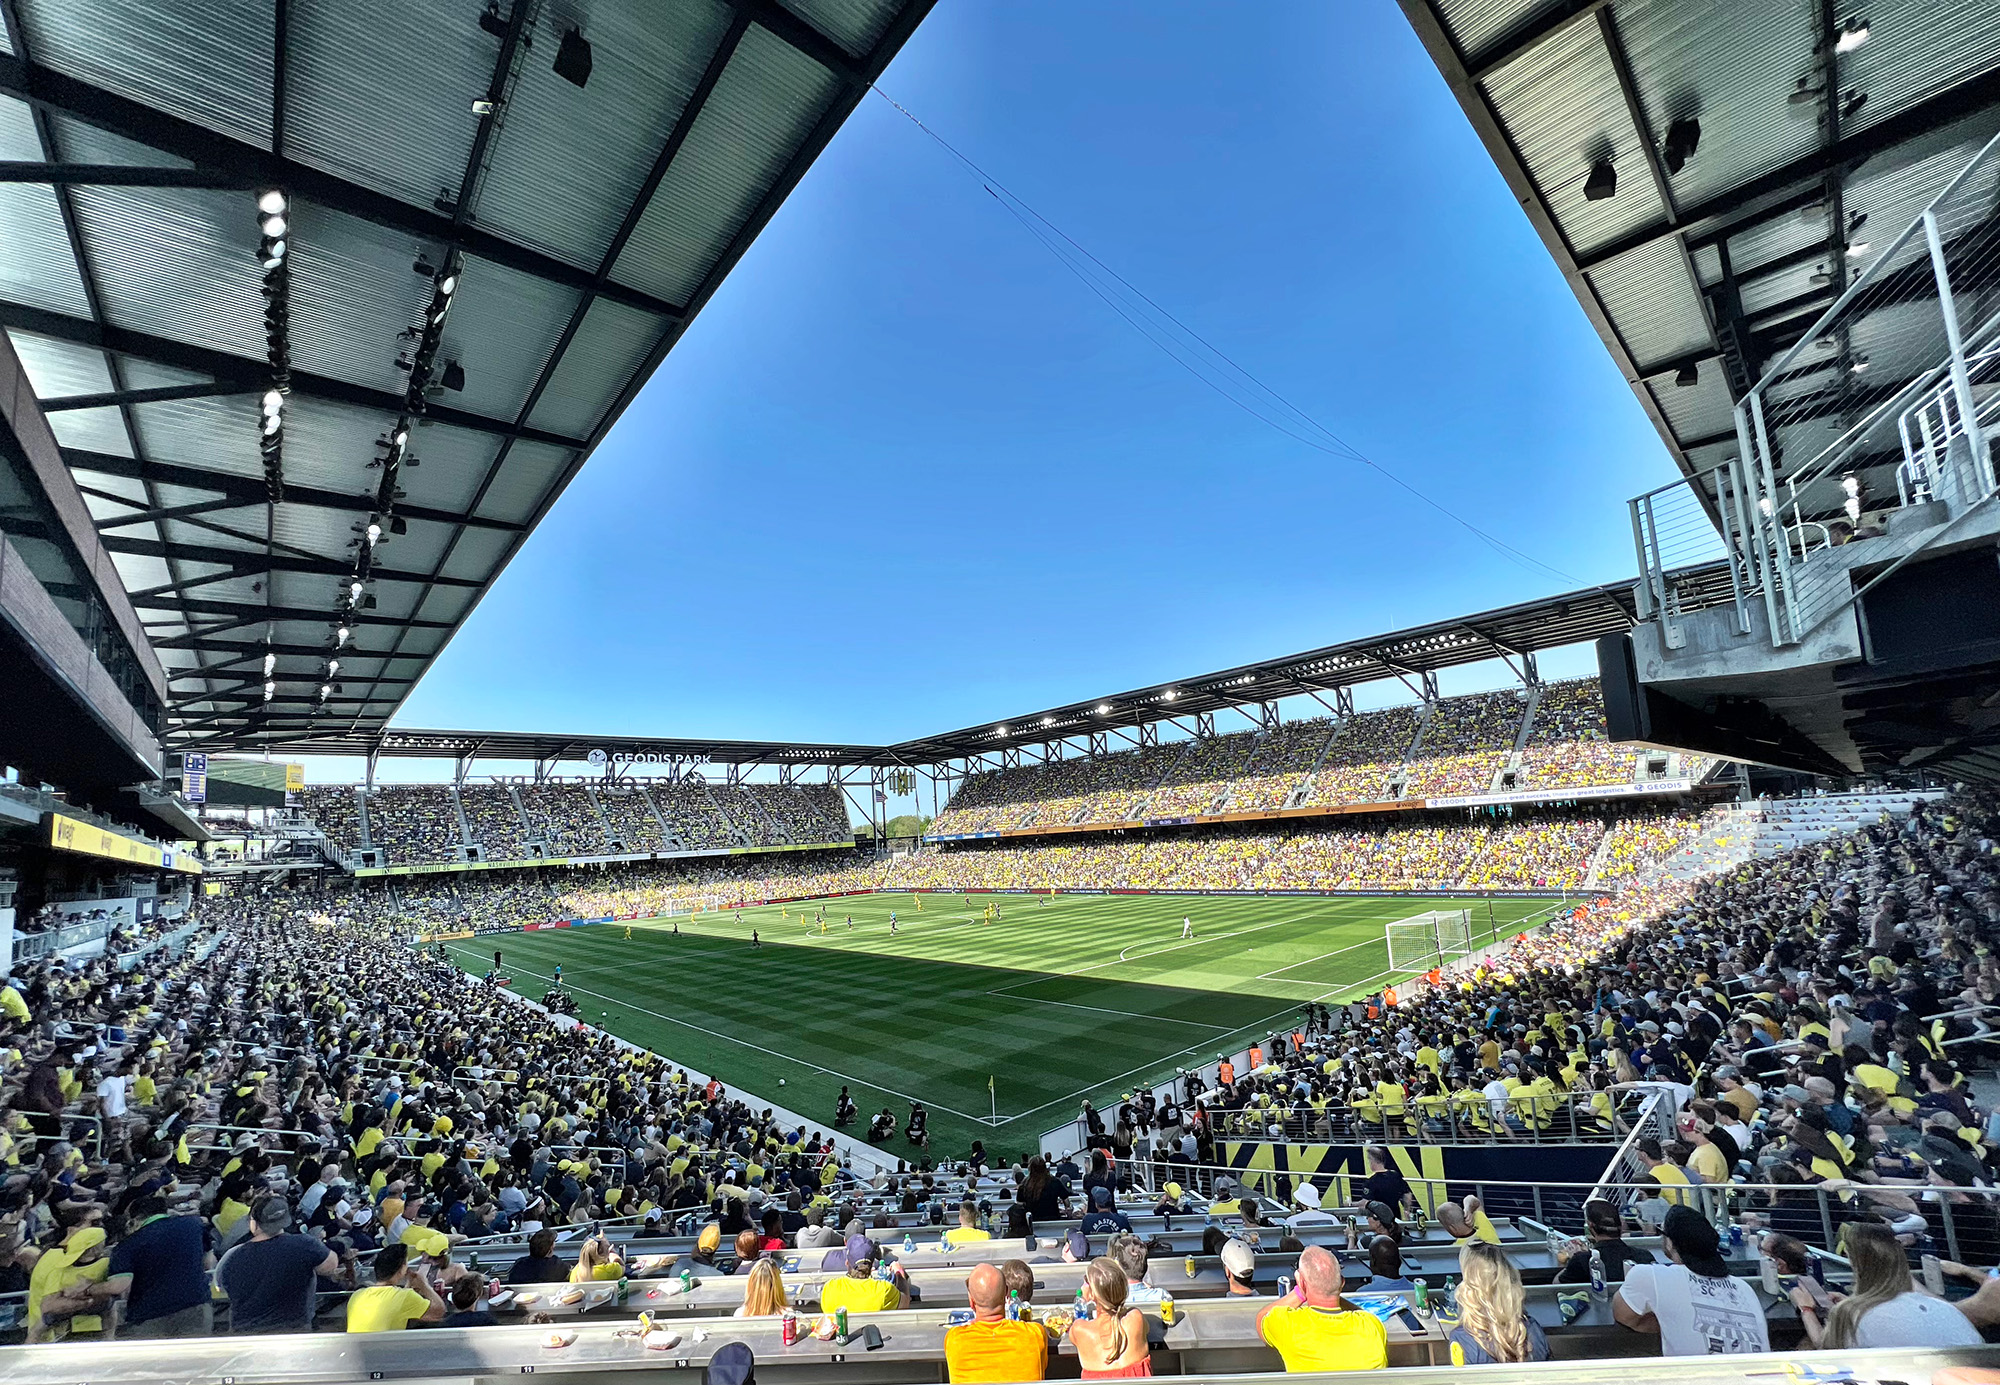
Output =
[
  {"x1": 943, "y1": 1200, "x2": 993, "y2": 1248},
  {"x1": 945, "y1": 1262, "x2": 1048, "y2": 1383},
  {"x1": 0, "y1": 976, "x2": 29, "y2": 1025},
  {"x1": 1438, "y1": 1198, "x2": 1502, "y2": 1244},
  {"x1": 819, "y1": 1237, "x2": 909, "y2": 1315},
  {"x1": 1256, "y1": 1246, "x2": 1387, "y2": 1371},
  {"x1": 346, "y1": 1244, "x2": 446, "y2": 1332},
  {"x1": 1635, "y1": 1138, "x2": 1693, "y2": 1206}
]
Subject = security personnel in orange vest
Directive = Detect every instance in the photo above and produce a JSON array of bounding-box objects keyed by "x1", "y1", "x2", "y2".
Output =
[
  {"x1": 1217, "y1": 1058, "x2": 1236, "y2": 1087},
  {"x1": 1248, "y1": 1045, "x2": 1265, "y2": 1070}
]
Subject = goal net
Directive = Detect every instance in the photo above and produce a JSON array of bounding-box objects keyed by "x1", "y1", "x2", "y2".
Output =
[
  {"x1": 1384, "y1": 909, "x2": 1474, "y2": 972},
  {"x1": 659, "y1": 895, "x2": 726, "y2": 918}
]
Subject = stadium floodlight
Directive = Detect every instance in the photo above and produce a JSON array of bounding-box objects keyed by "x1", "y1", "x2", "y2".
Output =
[
  {"x1": 1850, "y1": 356, "x2": 1871, "y2": 374},
  {"x1": 393, "y1": 428, "x2": 409, "y2": 447},
  {"x1": 1583, "y1": 157, "x2": 1617, "y2": 201},
  {"x1": 262, "y1": 389, "x2": 284, "y2": 415},
  {"x1": 1096, "y1": 703, "x2": 1111, "y2": 714},
  {"x1": 260, "y1": 213, "x2": 288, "y2": 238},
  {"x1": 327, "y1": 659, "x2": 340, "y2": 676},
  {"x1": 366, "y1": 522, "x2": 381, "y2": 545},
  {"x1": 349, "y1": 580, "x2": 364, "y2": 600},
  {"x1": 257, "y1": 189, "x2": 287, "y2": 216},
  {"x1": 1162, "y1": 688, "x2": 1177, "y2": 701},
  {"x1": 1846, "y1": 240, "x2": 1869, "y2": 257},
  {"x1": 437, "y1": 275, "x2": 457, "y2": 297},
  {"x1": 320, "y1": 684, "x2": 331, "y2": 699},
  {"x1": 1835, "y1": 19, "x2": 1870, "y2": 53},
  {"x1": 263, "y1": 652, "x2": 276, "y2": 675},
  {"x1": 336, "y1": 625, "x2": 350, "y2": 647},
  {"x1": 996, "y1": 725, "x2": 1008, "y2": 736},
  {"x1": 1041, "y1": 716, "x2": 1054, "y2": 727}
]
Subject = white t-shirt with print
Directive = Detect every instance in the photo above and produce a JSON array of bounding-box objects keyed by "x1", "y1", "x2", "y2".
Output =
[{"x1": 1617, "y1": 1263, "x2": 1770, "y2": 1356}]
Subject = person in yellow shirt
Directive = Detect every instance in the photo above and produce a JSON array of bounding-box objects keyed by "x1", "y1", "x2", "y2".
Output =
[
  {"x1": 1256, "y1": 1246, "x2": 1387, "y2": 1371},
  {"x1": 1635, "y1": 1138, "x2": 1693, "y2": 1206},
  {"x1": 945, "y1": 1263, "x2": 1048, "y2": 1384},
  {"x1": 819, "y1": 1237, "x2": 909, "y2": 1315},
  {"x1": 346, "y1": 1244, "x2": 446, "y2": 1332},
  {"x1": 0, "y1": 977, "x2": 29, "y2": 1025},
  {"x1": 1439, "y1": 1198, "x2": 1502, "y2": 1245},
  {"x1": 569, "y1": 1236, "x2": 625, "y2": 1282},
  {"x1": 943, "y1": 1201, "x2": 992, "y2": 1248}
]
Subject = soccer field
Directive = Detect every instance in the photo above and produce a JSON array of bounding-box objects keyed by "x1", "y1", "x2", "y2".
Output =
[{"x1": 442, "y1": 890, "x2": 1555, "y2": 1157}]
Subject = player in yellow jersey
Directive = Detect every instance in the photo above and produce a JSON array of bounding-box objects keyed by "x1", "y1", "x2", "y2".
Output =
[{"x1": 624, "y1": 926, "x2": 632, "y2": 940}]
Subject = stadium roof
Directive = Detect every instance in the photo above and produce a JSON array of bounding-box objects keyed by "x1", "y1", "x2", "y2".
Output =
[
  {"x1": 0, "y1": 0, "x2": 935, "y2": 754},
  {"x1": 205, "y1": 569, "x2": 1732, "y2": 773},
  {"x1": 1398, "y1": 0, "x2": 2000, "y2": 496},
  {"x1": 883, "y1": 568, "x2": 1734, "y2": 764}
]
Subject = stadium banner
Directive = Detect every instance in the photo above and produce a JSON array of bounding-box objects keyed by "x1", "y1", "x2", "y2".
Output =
[
  {"x1": 1218, "y1": 1140, "x2": 1615, "y2": 1219},
  {"x1": 430, "y1": 929, "x2": 475, "y2": 941},
  {"x1": 47, "y1": 812, "x2": 203, "y2": 875},
  {"x1": 182, "y1": 752, "x2": 207, "y2": 804},
  {"x1": 284, "y1": 762, "x2": 305, "y2": 792},
  {"x1": 568, "y1": 916, "x2": 615, "y2": 928},
  {"x1": 1424, "y1": 779, "x2": 1693, "y2": 809}
]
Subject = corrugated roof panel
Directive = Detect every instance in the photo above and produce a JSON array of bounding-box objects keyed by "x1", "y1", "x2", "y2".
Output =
[
  {"x1": 1482, "y1": 20, "x2": 1668, "y2": 258},
  {"x1": 117, "y1": 355, "x2": 213, "y2": 390},
  {"x1": 287, "y1": 205, "x2": 437, "y2": 398},
  {"x1": 470, "y1": 440, "x2": 570, "y2": 524},
  {"x1": 9, "y1": 328, "x2": 113, "y2": 396},
  {"x1": 47, "y1": 113, "x2": 194, "y2": 170},
  {"x1": 1843, "y1": 0, "x2": 2000, "y2": 135},
  {"x1": 525, "y1": 296, "x2": 661, "y2": 438},
  {"x1": 69, "y1": 184, "x2": 262, "y2": 358},
  {"x1": 1585, "y1": 236, "x2": 1712, "y2": 371},
  {"x1": 131, "y1": 395, "x2": 262, "y2": 481},
  {"x1": 612, "y1": 25, "x2": 844, "y2": 305},
  {"x1": 72, "y1": 472, "x2": 146, "y2": 507},
  {"x1": 415, "y1": 585, "x2": 476, "y2": 624},
  {"x1": 1616, "y1": 0, "x2": 1821, "y2": 212},
  {"x1": 390, "y1": 424, "x2": 504, "y2": 515},
  {"x1": 433, "y1": 255, "x2": 579, "y2": 423},
  {"x1": 16, "y1": 0, "x2": 273, "y2": 147},
  {"x1": 775, "y1": 0, "x2": 900, "y2": 56},
  {"x1": 1647, "y1": 361, "x2": 1735, "y2": 439},
  {"x1": 268, "y1": 504, "x2": 354, "y2": 561},
  {"x1": 283, "y1": 2, "x2": 488, "y2": 209},
  {"x1": 276, "y1": 394, "x2": 397, "y2": 493},
  {"x1": 369, "y1": 522, "x2": 452, "y2": 576},
  {"x1": 47, "y1": 405, "x2": 136, "y2": 459},
  {"x1": 1434, "y1": 0, "x2": 1549, "y2": 58},
  {"x1": 0, "y1": 100, "x2": 91, "y2": 315},
  {"x1": 437, "y1": 524, "x2": 511, "y2": 582},
  {"x1": 474, "y1": 0, "x2": 733, "y2": 271}
]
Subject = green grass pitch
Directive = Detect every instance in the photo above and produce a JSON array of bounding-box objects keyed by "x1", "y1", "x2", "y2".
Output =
[{"x1": 442, "y1": 891, "x2": 1555, "y2": 1158}]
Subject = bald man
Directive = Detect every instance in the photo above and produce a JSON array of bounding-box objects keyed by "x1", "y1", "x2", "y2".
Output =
[
  {"x1": 1255, "y1": 1245, "x2": 1387, "y2": 1372},
  {"x1": 945, "y1": 1262, "x2": 1049, "y2": 1383},
  {"x1": 1436, "y1": 1198, "x2": 1501, "y2": 1245}
]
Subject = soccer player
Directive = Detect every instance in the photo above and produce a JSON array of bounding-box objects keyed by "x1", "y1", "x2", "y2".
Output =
[
  {"x1": 752, "y1": 930, "x2": 761, "y2": 949},
  {"x1": 889, "y1": 912, "x2": 898, "y2": 935},
  {"x1": 624, "y1": 925, "x2": 632, "y2": 941},
  {"x1": 1181, "y1": 916, "x2": 1193, "y2": 939},
  {"x1": 846, "y1": 916, "x2": 853, "y2": 929},
  {"x1": 554, "y1": 962, "x2": 562, "y2": 982},
  {"x1": 819, "y1": 919, "x2": 828, "y2": 935}
]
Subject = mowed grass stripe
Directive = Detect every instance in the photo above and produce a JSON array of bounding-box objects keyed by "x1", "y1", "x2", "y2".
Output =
[{"x1": 451, "y1": 891, "x2": 1553, "y2": 1153}]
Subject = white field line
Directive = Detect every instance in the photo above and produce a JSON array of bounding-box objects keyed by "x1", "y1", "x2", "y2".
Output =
[
  {"x1": 983, "y1": 994, "x2": 1233, "y2": 1031},
  {"x1": 444, "y1": 947, "x2": 1004, "y2": 1126},
  {"x1": 1253, "y1": 932, "x2": 1387, "y2": 982}
]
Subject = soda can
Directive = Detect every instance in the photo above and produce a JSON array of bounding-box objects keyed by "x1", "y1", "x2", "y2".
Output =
[
  {"x1": 1185, "y1": 1256, "x2": 1197, "y2": 1279},
  {"x1": 835, "y1": 1307, "x2": 848, "y2": 1339},
  {"x1": 681, "y1": 1269, "x2": 693, "y2": 1293},
  {"x1": 1160, "y1": 1297, "x2": 1177, "y2": 1327},
  {"x1": 782, "y1": 1310, "x2": 798, "y2": 1346},
  {"x1": 1277, "y1": 1275, "x2": 1293, "y2": 1297}
]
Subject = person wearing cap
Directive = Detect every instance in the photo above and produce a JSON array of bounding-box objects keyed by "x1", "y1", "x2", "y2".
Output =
[
  {"x1": 945, "y1": 1261, "x2": 1047, "y2": 1384},
  {"x1": 1151, "y1": 1182, "x2": 1185, "y2": 1218},
  {"x1": 819, "y1": 1235, "x2": 907, "y2": 1315},
  {"x1": 1220, "y1": 1238, "x2": 1260, "y2": 1296},
  {"x1": 1256, "y1": 1244, "x2": 1386, "y2": 1371},
  {"x1": 346, "y1": 1242, "x2": 447, "y2": 1333},
  {"x1": 216, "y1": 1196, "x2": 340, "y2": 1333},
  {"x1": 1285, "y1": 1182, "x2": 1336, "y2": 1230},
  {"x1": 1080, "y1": 1185, "x2": 1133, "y2": 1236},
  {"x1": 1613, "y1": 1204, "x2": 1768, "y2": 1355}
]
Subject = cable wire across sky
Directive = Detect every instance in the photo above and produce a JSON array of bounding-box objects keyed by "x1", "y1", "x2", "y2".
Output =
[{"x1": 871, "y1": 85, "x2": 1581, "y2": 586}]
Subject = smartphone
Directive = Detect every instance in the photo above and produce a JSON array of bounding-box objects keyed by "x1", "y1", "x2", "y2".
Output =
[
  {"x1": 861, "y1": 1324, "x2": 885, "y2": 1351},
  {"x1": 1395, "y1": 1309, "x2": 1426, "y2": 1333}
]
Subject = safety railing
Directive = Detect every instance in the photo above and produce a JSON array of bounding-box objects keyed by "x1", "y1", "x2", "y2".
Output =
[
  {"x1": 1174, "y1": 1090, "x2": 1638, "y2": 1147},
  {"x1": 1630, "y1": 467, "x2": 1752, "y2": 648},
  {"x1": 1634, "y1": 125, "x2": 2000, "y2": 649}
]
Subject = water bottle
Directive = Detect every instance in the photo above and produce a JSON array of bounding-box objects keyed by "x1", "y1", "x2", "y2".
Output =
[
  {"x1": 1006, "y1": 1290, "x2": 1022, "y2": 1321},
  {"x1": 904, "y1": 1232, "x2": 914, "y2": 1255},
  {"x1": 1443, "y1": 1276, "x2": 1458, "y2": 1318},
  {"x1": 1758, "y1": 1255, "x2": 1780, "y2": 1296},
  {"x1": 1727, "y1": 1223, "x2": 1744, "y2": 1255},
  {"x1": 1588, "y1": 1249, "x2": 1606, "y2": 1301}
]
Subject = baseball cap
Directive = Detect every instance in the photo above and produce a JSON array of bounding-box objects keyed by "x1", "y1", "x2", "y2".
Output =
[
  {"x1": 705, "y1": 1341, "x2": 756, "y2": 1385},
  {"x1": 1091, "y1": 1185, "x2": 1113, "y2": 1207},
  {"x1": 1163, "y1": 1182, "x2": 1183, "y2": 1200},
  {"x1": 844, "y1": 1234, "x2": 877, "y2": 1267},
  {"x1": 1778, "y1": 1084, "x2": 1813, "y2": 1105},
  {"x1": 1219, "y1": 1239, "x2": 1256, "y2": 1277},
  {"x1": 1066, "y1": 1229, "x2": 1089, "y2": 1260}
]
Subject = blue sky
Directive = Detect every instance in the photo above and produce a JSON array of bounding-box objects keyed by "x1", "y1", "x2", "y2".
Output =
[{"x1": 306, "y1": 1, "x2": 1680, "y2": 785}]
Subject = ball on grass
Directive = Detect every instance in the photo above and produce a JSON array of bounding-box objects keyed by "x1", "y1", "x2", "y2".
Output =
[{"x1": 779, "y1": 1078, "x2": 787, "y2": 1086}]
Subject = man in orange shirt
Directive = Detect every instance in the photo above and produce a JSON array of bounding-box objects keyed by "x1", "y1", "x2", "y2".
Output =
[
  {"x1": 945, "y1": 1263, "x2": 1047, "y2": 1383},
  {"x1": 1217, "y1": 1057, "x2": 1236, "y2": 1087}
]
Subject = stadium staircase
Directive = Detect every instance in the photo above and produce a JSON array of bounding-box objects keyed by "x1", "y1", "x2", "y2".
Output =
[
  {"x1": 449, "y1": 787, "x2": 475, "y2": 858},
  {"x1": 1123, "y1": 736, "x2": 1198, "y2": 821},
  {"x1": 500, "y1": 785, "x2": 534, "y2": 856},
  {"x1": 1488, "y1": 683, "x2": 1545, "y2": 792},
  {"x1": 581, "y1": 783, "x2": 621, "y2": 849},
  {"x1": 702, "y1": 780, "x2": 753, "y2": 847},
  {"x1": 355, "y1": 789, "x2": 374, "y2": 851},
  {"x1": 1280, "y1": 716, "x2": 1346, "y2": 808},
  {"x1": 638, "y1": 785, "x2": 685, "y2": 850},
  {"x1": 1579, "y1": 831, "x2": 1618, "y2": 891},
  {"x1": 1386, "y1": 701, "x2": 1434, "y2": 798}
]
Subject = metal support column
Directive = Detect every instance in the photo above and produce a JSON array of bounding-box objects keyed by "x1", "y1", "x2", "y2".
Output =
[{"x1": 1924, "y1": 208, "x2": 1994, "y2": 500}]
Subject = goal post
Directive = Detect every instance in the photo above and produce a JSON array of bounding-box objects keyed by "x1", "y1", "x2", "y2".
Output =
[
  {"x1": 1384, "y1": 908, "x2": 1474, "y2": 972},
  {"x1": 659, "y1": 894, "x2": 725, "y2": 918}
]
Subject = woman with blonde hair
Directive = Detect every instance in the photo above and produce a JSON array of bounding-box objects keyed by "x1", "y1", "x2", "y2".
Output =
[
  {"x1": 735, "y1": 1258, "x2": 789, "y2": 1318},
  {"x1": 569, "y1": 1236, "x2": 624, "y2": 1283},
  {"x1": 1068, "y1": 1256, "x2": 1151, "y2": 1378},
  {"x1": 1447, "y1": 1241, "x2": 1549, "y2": 1365},
  {"x1": 1796, "y1": 1222, "x2": 1979, "y2": 1348}
]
